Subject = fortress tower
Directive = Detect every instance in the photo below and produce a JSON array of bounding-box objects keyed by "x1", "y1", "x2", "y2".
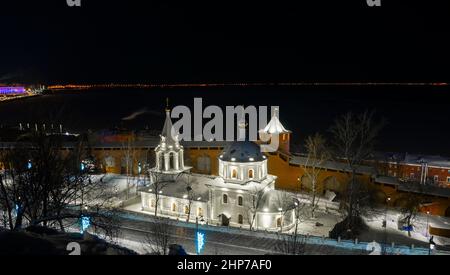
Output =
[{"x1": 258, "y1": 107, "x2": 291, "y2": 155}]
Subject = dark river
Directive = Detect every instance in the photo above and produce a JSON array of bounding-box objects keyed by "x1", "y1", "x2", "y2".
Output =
[{"x1": 0, "y1": 85, "x2": 449, "y2": 156}]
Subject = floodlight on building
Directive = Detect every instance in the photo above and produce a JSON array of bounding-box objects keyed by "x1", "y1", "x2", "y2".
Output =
[
  {"x1": 231, "y1": 158, "x2": 236, "y2": 162},
  {"x1": 183, "y1": 194, "x2": 188, "y2": 199},
  {"x1": 249, "y1": 157, "x2": 254, "y2": 161}
]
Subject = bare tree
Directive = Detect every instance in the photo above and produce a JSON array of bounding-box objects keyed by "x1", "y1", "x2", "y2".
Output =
[
  {"x1": 144, "y1": 217, "x2": 173, "y2": 255},
  {"x1": 180, "y1": 172, "x2": 196, "y2": 223},
  {"x1": 275, "y1": 191, "x2": 294, "y2": 232},
  {"x1": 121, "y1": 134, "x2": 136, "y2": 200},
  {"x1": 147, "y1": 169, "x2": 170, "y2": 217},
  {"x1": 245, "y1": 184, "x2": 267, "y2": 231},
  {"x1": 275, "y1": 199, "x2": 308, "y2": 254},
  {"x1": 0, "y1": 131, "x2": 120, "y2": 239},
  {"x1": 301, "y1": 133, "x2": 330, "y2": 218},
  {"x1": 329, "y1": 111, "x2": 384, "y2": 232},
  {"x1": 398, "y1": 189, "x2": 424, "y2": 237},
  {"x1": 0, "y1": 165, "x2": 15, "y2": 230}
]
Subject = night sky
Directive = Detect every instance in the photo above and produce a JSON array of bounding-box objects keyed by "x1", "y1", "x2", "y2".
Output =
[{"x1": 1, "y1": 1, "x2": 449, "y2": 84}]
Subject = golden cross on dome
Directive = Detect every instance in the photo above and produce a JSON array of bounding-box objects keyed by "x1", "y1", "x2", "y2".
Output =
[{"x1": 165, "y1": 97, "x2": 170, "y2": 111}]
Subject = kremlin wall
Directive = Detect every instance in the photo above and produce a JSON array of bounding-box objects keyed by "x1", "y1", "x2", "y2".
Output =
[
  {"x1": 1, "y1": 113, "x2": 450, "y2": 218},
  {"x1": 81, "y1": 112, "x2": 450, "y2": 218}
]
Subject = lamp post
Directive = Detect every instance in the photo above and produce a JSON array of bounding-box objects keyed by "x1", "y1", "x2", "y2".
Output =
[
  {"x1": 137, "y1": 162, "x2": 142, "y2": 195},
  {"x1": 429, "y1": 236, "x2": 435, "y2": 255},
  {"x1": 383, "y1": 196, "x2": 391, "y2": 255}
]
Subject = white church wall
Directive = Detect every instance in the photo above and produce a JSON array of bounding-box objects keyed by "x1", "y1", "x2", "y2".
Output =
[
  {"x1": 219, "y1": 159, "x2": 268, "y2": 183},
  {"x1": 141, "y1": 192, "x2": 208, "y2": 221},
  {"x1": 210, "y1": 188, "x2": 251, "y2": 226},
  {"x1": 254, "y1": 209, "x2": 295, "y2": 231}
]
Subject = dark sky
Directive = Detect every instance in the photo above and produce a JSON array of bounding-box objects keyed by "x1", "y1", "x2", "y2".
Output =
[{"x1": 1, "y1": 0, "x2": 449, "y2": 84}]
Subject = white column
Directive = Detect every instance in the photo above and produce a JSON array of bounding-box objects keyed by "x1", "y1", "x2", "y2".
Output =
[
  {"x1": 174, "y1": 152, "x2": 179, "y2": 170},
  {"x1": 219, "y1": 161, "x2": 223, "y2": 177},
  {"x1": 179, "y1": 150, "x2": 184, "y2": 169}
]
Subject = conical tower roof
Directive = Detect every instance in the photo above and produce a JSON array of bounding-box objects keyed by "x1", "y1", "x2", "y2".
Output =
[
  {"x1": 261, "y1": 107, "x2": 291, "y2": 134},
  {"x1": 162, "y1": 110, "x2": 177, "y2": 144}
]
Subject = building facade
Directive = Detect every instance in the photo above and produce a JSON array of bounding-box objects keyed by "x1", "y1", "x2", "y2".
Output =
[{"x1": 139, "y1": 108, "x2": 296, "y2": 231}]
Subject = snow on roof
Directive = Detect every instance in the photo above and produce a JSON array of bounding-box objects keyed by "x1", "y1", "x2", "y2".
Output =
[
  {"x1": 371, "y1": 152, "x2": 450, "y2": 169},
  {"x1": 260, "y1": 107, "x2": 291, "y2": 134},
  {"x1": 403, "y1": 153, "x2": 450, "y2": 168},
  {"x1": 143, "y1": 173, "x2": 277, "y2": 202},
  {"x1": 144, "y1": 175, "x2": 210, "y2": 202},
  {"x1": 290, "y1": 156, "x2": 377, "y2": 175},
  {"x1": 375, "y1": 176, "x2": 400, "y2": 186},
  {"x1": 398, "y1": 183, "x2": 450, "y2": 198},
  {"x1": 203, "y1": 174, "x2": 277, "y2": 192},
  {"x1": 256, "y1": 189, "x2": 296, "y2": 213}
]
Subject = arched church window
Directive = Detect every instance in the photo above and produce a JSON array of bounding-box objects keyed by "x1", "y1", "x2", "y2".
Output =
[
  {"x1": 171, "y1": 202, "x2": 177, "y2": 212},
  {"x1": 238, "y1": 196, "x2": 243, "y2": 206},
  {"x1": 169, "y1": 153, "x2": 175, "y2": 169},
  {"x1": 159, "y1": 154, "x2": 165, "y2": 170},
  {"x1": 223, "y1": 194, "x2": 228, "y2": 204},
  {"x1": 232, "y1": 169, "x2": 237, "y2": 179},
  {"x1": 277, "y1": 217, "x2": 282, "y2": 227},
  {"x1": 248, "y1": 169, "x2": 254, "y2": 179},
  {"x1": 197, "y1": 207, "x2": 203, "y2": 217},
  {"x1": 150, "y1": 199, "x2": 155, "y2": 208},
  {"x1": 184, "y1": 205, "x2": 189, "y2": 215},
  {"x1": 238, "y1": 214, "x2": 243, "y2": 224}
]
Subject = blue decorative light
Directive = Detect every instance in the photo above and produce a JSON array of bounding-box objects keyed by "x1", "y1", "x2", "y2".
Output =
[
  {"x1": 80, "y1": 162, "x2": 85, "y2": 171},
  {"x1": 138, "y1": 162, "x2": 142, "y2": 174},
  {"x1": 0, "y1": 87, "x2": 26, "y2": 95},
  {"x1": 196, "y1": 231, "x2": 206, "y2": 255},
  {"x1": 27, "y1": 160, "x2": 32, "y2": 169},
  {"x1": 402, "y1": 225, "x2": 413, "y2": 232},
  {"x1": 80, "y1": 216, "x2": 91, "y2": 233}
]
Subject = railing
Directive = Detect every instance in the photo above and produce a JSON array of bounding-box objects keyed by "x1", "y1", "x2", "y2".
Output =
[{"x1": 118, "y1": 209, "x2": 436, "y2": 255}]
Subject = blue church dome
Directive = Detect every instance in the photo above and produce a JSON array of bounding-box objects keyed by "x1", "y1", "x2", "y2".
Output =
[{"x1": 220, "y1": 141, "x2": 265, "y2": 163}]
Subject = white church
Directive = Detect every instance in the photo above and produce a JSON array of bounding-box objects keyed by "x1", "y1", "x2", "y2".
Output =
[{"x1": 140, "y1": 107, "x2": 297, "y2": 231}]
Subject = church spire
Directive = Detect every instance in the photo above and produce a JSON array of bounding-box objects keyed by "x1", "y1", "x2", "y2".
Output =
[
  {"x1": 161, "y1": 100, "x2": 178, "y2": 147},
  {"x1": 165, "y1": 97, "x2": 170, "y2": 112}
]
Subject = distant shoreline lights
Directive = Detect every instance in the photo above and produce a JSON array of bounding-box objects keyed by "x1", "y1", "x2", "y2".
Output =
[{"x1": 0, "y1": 87, "x2": 26, "y2": 95}]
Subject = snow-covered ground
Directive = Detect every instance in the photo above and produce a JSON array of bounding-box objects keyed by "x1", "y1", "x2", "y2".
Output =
[
  {"x1": 361, "y1": 210, "x2": 450, "y2": 247},
  {"x1": 101, "y1": 173, "x2": 450, "y2": 249}
]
